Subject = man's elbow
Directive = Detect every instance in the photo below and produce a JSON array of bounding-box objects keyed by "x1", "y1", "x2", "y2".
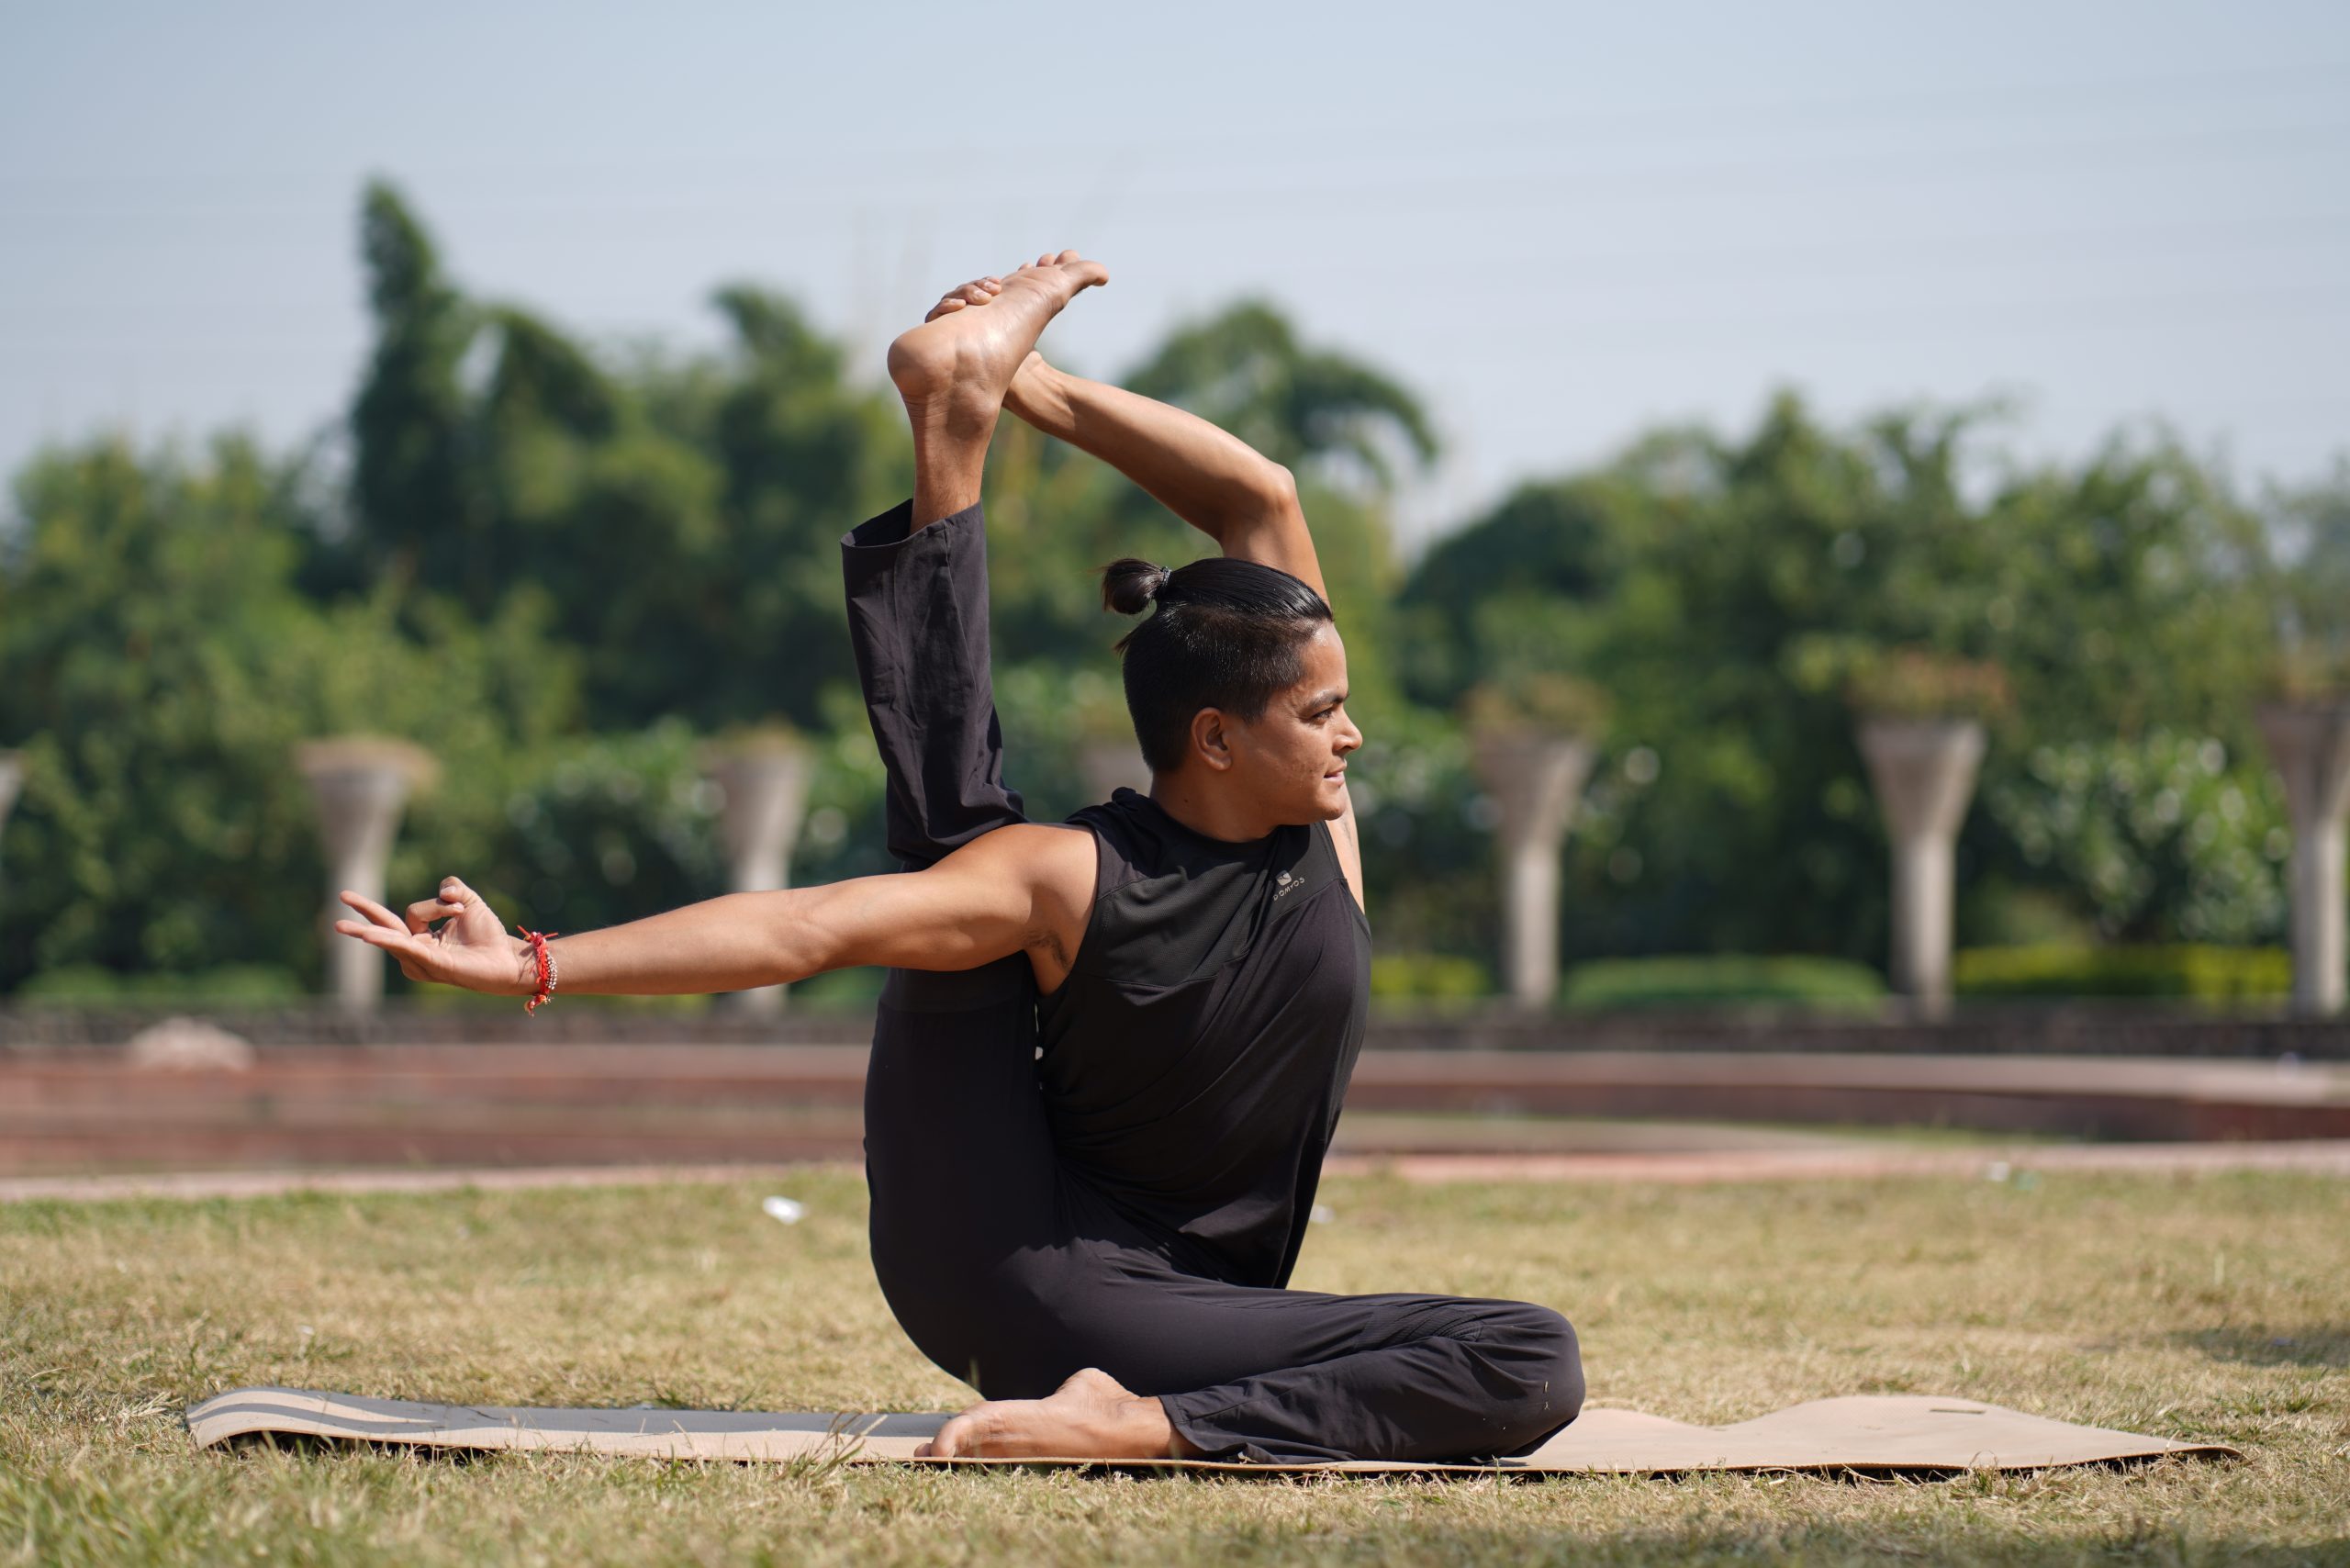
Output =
[
  {"x1": 1219, "y1": 462, "x2": 1302, "y2": 540},
  {"x1": 1254, "y1": 462, "x2": 1301, "y2": 519}
]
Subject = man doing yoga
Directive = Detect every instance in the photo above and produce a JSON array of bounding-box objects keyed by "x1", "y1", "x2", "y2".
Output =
[{"x1": 333, "y1": 252, "x2": 1584, "y2": 1464}]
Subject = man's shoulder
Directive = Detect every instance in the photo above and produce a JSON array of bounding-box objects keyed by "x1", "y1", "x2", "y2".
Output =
[{"x1": 950, "y1": 823, "x2": 1098, "y2": 905}]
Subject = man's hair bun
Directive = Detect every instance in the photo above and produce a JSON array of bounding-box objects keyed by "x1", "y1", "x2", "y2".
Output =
[{"x1": 1101, "y1": 557, "x2": 1173, "y2": 616}]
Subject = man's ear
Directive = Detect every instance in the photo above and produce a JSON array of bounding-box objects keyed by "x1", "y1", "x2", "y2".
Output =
[{"x1": 1189, "y1": 708, "x2": 1235, "y2": 773}]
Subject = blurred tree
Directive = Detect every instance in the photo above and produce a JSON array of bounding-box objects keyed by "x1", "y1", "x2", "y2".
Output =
[
  {"x1": 1394, "y1": 392, "x2": 2288, "y2": 968},
  {"x1": 697, "y1": 285, "x2": 909, "y2": 728},
  {"x1": 348, "y1": 180, "x2": 479, "y2": 600},
  {"x1": 0, "y1": 437, "x2": 573, "y2": 991},
  {"x1": 2268, "y1": 461, "x2": 2350, "y2": 693},
  {"x1": 339, "y1": 187, "x2": 914, "y2": 735},
  {"x1": 1, "y1": 182, "x2": 2309, "y2": 1002},
  {"x1": 1980, "y1": 732, "x2": 2287, "y2": 944},
  {"x1": 1122, "y1": 300, "x2": 1438, "y2": 489}
]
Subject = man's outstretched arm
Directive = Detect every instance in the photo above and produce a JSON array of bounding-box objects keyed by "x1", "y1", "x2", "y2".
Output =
[{"x1": 330, "y1": 823, "x2": 1097, "y2": 1000}]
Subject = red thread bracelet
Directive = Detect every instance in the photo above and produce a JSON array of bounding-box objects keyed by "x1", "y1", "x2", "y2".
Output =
[{"x1": 517, "y1": 926, "x2": 559, "y2": 1014}]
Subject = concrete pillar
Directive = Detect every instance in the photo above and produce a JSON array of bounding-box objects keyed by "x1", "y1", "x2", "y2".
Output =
[
  {"x1": 0, "y1": 750, "x2": 23, "y2": 860},
  {"x1": 1855, "y1": 717, "x2": 1985, "y2": 1018},
  {"x1": 1471, "y1": 732, "x2": 1596, "y2": 1011},
  {"x1": 1079, "y1": 738, "x2": 1153, "y2": 804},
  {"x1": 707, "y1": 735, "x2": 812, "y2": 1016},
  {"x1": 296, "y1": 738, "x2": 438, "y2": 1014},
  {"x1": 2257, "y1": 703, "x2": 2350, "y2": 1017}
]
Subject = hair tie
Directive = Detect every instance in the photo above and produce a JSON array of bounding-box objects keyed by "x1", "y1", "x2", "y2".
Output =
[{"x1": 1145, "y1": 564, "x2": 1172, "y2": 601}]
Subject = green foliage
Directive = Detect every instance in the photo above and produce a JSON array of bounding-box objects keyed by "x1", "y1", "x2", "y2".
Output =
[
  {"x1": 0, "y1": 182, "x2": 2316, "y2": 1002},
  {"x1": 1460, "y1": 672, "x2": 1612, "y2": 738},
  {"x1": 0, "y1": 436, "x2": 576, "y2": 991},
  {"x1": 1396, "y1": 392, "x2": 2293, "y2": 967},
  {"x1": 1559, "y1": 955, "x2": 1888, "y2": 1012},
  {"x1": 343, "y1": 186, "x2": 912, "y2": 735},
  {"x1": 1979, "y1": 733, "x2": 2288, "y2": 945},
  {"x1": 1123, "y1": 300, "x2": 1438, "y2": 490},
  {"x1": 2267, "y1": 461, "x2": 2350, "y2": 697},
  {"x1": 1368, "y1": 951, "x2": 1493, "y2": 1003},
  {"x1": 479, "y1": 721, "x2": 726, "y2": 938},
  {"x1": 1953, "y1": 944, "x2": 2291, "y2": 1001},
  {"x1": 347, "y1": 181, "x2": 476, "y2": 598},
  {"x1": 14, "y1": 964, "x2": 302, "y2": 1005},
  {"x1": 1323, "y1": 701, "x2": 1490, "y2": 961}
]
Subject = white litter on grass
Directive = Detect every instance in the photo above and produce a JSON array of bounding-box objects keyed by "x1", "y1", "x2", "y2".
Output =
[
  {"x1": 1309, "y1": 1204, "x2": 1336, "y2": 1225},
  {"x1": 761, "y1": 1196, "x2": 805, "y2": 1225},
  {"x1": 1986, "y1": 1162, "x2": 2012, "y2": 1183}
]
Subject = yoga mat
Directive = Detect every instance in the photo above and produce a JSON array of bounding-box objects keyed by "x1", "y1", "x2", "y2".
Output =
[{"x1": 186, "y1": 1386, "x2": 2234, "y2": 1474}]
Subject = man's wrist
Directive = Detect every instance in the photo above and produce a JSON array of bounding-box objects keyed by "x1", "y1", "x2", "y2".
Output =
[
  {"x1": 1005, "y1": 361, "x2": 1065, "y2": 424},
  {"x1": 512, "y1": 936, "x2": 542, "y2": 997}
]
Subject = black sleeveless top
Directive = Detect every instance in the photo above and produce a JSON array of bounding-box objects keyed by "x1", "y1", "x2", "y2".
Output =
[{"x1": 1035, "y1": 789, "x2": 1373, "y2": 1290}]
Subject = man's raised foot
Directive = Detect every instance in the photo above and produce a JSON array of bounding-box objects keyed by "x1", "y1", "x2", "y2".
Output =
[{"x1": 887, "y1": 250, "x2": 1108, "y2": 424}]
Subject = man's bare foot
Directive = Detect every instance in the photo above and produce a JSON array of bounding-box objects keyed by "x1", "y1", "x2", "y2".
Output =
[
  {"x1": 913, "y1": 1367, "x2": 1191, "y2": 1461},
  {"x1": 887, "y1": 251, "x2": 1107, "y2": 426}
]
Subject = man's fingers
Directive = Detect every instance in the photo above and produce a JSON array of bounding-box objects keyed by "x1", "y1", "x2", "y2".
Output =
[
  {"x1": 338, "y1": 890, "x2": 408, "y2": 932},
  {"x1": 331, "y1": 918, "x2": 424, "y2": 961},
  {"x1": 404, "y1": 896, "x2": 457, "y2": 933}
]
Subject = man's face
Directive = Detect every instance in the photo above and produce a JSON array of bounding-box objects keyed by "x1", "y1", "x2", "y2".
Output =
[{"x1": 1226, "y1": 623, "x2": 1362, "y2": 823}]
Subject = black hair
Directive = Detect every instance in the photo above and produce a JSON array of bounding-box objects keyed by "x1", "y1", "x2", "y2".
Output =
[{"x1": 1100, "y1": 555, "x2": 1336, "y2": 774}]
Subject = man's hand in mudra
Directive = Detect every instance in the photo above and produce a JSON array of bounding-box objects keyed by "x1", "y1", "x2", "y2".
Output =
[{"x1": 334, "y1": 878, "x2": 532, "y2": 995}]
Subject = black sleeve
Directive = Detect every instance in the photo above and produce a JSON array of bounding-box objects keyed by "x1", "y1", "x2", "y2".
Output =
[{"x1": 842, "y1": 499, "x2": 1027, "y2": 869}]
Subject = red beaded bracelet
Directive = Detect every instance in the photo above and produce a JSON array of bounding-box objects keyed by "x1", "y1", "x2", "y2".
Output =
[{"x1": 517, "y1": 925, "x2": 559, "y2": 1014}]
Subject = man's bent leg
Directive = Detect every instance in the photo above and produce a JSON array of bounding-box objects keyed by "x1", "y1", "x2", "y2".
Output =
[
  {"x1": 843, "y1": 501, "x2": 1027, "y2": 866},
  {"x1": 915, "y1": 1240, "x2": 1583, "y2": 1464},
  {"x1": 1149, "y1": 1294, "x2": 1583, "y2": 1463}
]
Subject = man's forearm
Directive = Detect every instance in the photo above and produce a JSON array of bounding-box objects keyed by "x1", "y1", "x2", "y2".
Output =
[
  {"x1": 543, "y1": 890, "x2": 831, "y2": 996},
  {"x1": 1006, "y1": 363, "x2": 1295, "y2": 548}
]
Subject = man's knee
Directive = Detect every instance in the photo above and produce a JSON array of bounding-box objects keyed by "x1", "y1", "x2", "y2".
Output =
[{"x1": 1495, "y1": 1303, "x2": 1584, "y2": 1446}]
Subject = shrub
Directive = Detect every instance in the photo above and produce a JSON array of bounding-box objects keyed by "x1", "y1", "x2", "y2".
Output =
[
  {"x1": 1370, "y1": 952, "x2": 1493, "y2": 1003},
  {"x1": 1559, "y1": 955, "x2": 1886, "y2": 1012},
  {"x1": 1953, "y1": 944, "x2": 2290, "y2": 1001},
  {"x1": 12, "y1": 964, "x2": 304, "y2": 1006}
]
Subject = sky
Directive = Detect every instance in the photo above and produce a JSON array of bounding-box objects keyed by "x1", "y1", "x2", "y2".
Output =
[{"x1": 3, "y1": 0, "x2": 2346, "y2": 552}]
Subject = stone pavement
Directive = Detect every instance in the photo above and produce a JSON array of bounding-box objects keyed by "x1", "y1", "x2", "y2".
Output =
[
  {"x1": 6, "y1": 1041, "x2": 2347, "y2": 1177},
  {"x1": 4, "y1": 1138, "x2": 2346, "y2": 1203}
]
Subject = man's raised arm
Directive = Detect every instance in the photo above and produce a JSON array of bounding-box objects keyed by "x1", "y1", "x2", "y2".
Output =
[
  {"x1": 920, "y1": 272, "x2": 1325, "y2": 600},
  {"x1": 1011, "y1": 358, "x2": 1326, "y2": 600}
]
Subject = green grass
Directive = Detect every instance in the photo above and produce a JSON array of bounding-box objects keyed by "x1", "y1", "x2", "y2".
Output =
[{"x1": 4, "y1": 1168, "x2": 2346, "y2": 1566}]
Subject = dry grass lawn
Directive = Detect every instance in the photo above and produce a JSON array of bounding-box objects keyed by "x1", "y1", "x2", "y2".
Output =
[{"x1": 4, "y1": 1166, "x2": 2346, "y2": 1565}]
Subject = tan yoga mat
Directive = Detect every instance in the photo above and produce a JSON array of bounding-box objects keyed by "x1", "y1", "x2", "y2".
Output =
[{"x1": 186, "y1": 1386, "x2": 2234, "y2": 1474}]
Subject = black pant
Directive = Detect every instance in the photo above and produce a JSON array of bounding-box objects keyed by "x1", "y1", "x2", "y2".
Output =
[{"x1": 845, "y1": 500, "x2": 1583, "y2": 1462}]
